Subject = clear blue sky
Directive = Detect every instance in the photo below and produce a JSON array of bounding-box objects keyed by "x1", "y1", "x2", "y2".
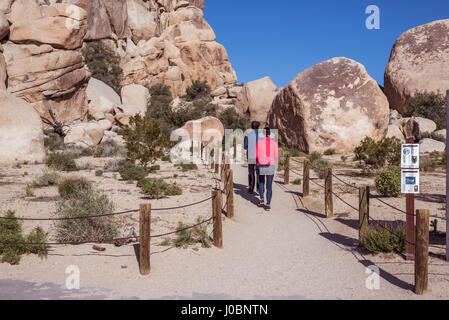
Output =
[{"x1": 204, "y1": 0, "x2": 449, "y2": 88}]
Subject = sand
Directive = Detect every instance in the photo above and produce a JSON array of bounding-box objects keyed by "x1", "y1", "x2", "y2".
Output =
[{"x1": 0, "y1": 155, "x2": 448, "y2": 299}]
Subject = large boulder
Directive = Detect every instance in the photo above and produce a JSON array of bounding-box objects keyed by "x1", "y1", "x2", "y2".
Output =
[
  {"x1": 385, "y1": 19, "x2": 449, "y2": 114},
  {"x1": 175, "y1": 116, "x2": 224, "y2": 145},
  {"x1": 419, "y1": 138, "x2": 445, "y2": 154},
  {"x1": 4, "y1": 43, "x2": 91, "y2": 124},
  {"x1": 236, "y1": 77, "x2": 277, "y2": 123},
  {"x1": 434, "y1": 129, "x2": 446, "y2": 140},
  {"x1": 86, "y1": 78, "x2": 121, "y2": 115},
  {"x1": 0, "y1": 90, "x2": 46, "y2": 164},
  {"x1": 64, "y1": 122, "x2": 104, "y2": 148},
  {"x1": 9, "y1": 3, "x2": 88, "y2": 50},
  {"x1": 386, "y1": 124, "x2": 405, "y2": 142},
  {"x1": 0, "y1": 10, "x2": 8, "y2": 40},
  {"x1": 267, "y1": 57, "x2": 389, "y2": 154},
  {"x1": 121, "y1": 84, "x2": 150, "y2": 116},
  {"x1": 126, "y1": 0, "x2": 157, "y2": 44}
]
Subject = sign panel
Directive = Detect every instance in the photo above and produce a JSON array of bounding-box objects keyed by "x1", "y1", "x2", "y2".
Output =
[
  {"x1": 401, "y1": 144, "x2": 419, "y2": 169},
  {"x1": 401, "y1": 169, "x2": 420, "y2": 194}
]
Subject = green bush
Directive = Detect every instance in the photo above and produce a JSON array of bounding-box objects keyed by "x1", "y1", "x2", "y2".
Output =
[
  {"x1": 58, "y1": 177, "x2": 92, "y2": 199},
  {"x1": 32, "y1": 169, "x2": 61, "y2": 187},
  {"x1": 218, "y1": 108, "x2": 250, "y2": 131},
  {"x1": 354, "y1": 137, "x2": 401, "y2": 169},
  {"x1": 363, "y1": 223, "x2": 405, "y2": 255},
  {"x1": 137, "y1": 178, "x2": 182, "y2": 199},
  {"x1": 93, "y1": 145, "x2": 104, "y2": 158},
  {"x1": 161, "y1": 155, "x2": 171, "y2": 162},
  {"x1": 54, "y1": 189, "x2": 119, "y2": 244},
  {"x1": 184, "y1": 80, "x2": 211, "y2": 101},
  {"x1": 44, "y1": 131, "x2": 64, "y2": 151},
  {"x1": 173, "y1": 216, "x2": 211, "y2": 248},
  {"x1": 46, "y1": 153, "x2": 78, "y2": 172},
  {"x1": 307, "y1": 152, "x2": 331, "y2": 179},
  {"x1": 405, "y1": 91, "x2": 446, "y2": 130},
  {"x1": 118, "y1": 162, "x2": 147, "y2": 181},
  {"x1": 149, "y1": 165, "x2": 161, "y2": 172},
  {"x1": 292, "y1": 178, "x2": 302, "y2": 185},
  {"x1": 0, "y1": 211, "x2": 49, "y2": 265},
  {"x1": 82, "y1": 41, "x2": 123, "y2": 94},
  {"x1": 324, "y1": 148, "x2": 336, "y2": 156},
  {"x1": 341, "y1": 155, "x2": 348, "y2": 162},
  {"x1": 25, "y1": 184, "x2": 34, "y2": 197},
  {"x1": 104, "y1": 158, "x2": 126, "y2": 172},
  {"x1": 95, "y1": 170, "x2": 104, "y2": 177},
  {"x1": 176, "y1": 163, "x2": 198, "y2": 172},
  {"x1": 308, "y1": 151, "x2": 322, "y2": 163},
  {"x1": 375, "y1": 166, "x2": 401, "y2": 197},
  {"x1": 122, "y1": 114, "x2": 166, "y2": 167}
]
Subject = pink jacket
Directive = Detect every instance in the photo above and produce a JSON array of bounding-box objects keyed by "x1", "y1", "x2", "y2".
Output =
[{"x1": 254, "y1": 137, "x2": 279, "y2": 166}]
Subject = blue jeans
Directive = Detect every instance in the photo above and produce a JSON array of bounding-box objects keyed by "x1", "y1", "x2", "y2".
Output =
[{"x1": 259, "y1": 175, "x2": 274, "y2": 205}]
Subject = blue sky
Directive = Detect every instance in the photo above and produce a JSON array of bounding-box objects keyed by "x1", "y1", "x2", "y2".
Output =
[{"x1": 204, "y1": 0, "x2": 449, "y2": 88}]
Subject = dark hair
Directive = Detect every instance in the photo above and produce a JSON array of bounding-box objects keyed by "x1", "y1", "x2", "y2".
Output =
[
  {"x1": 251, "y1": 121, "x2": 260, "y2": 130},
  {"x1": 264, "y1": 126, "x2": 270, "y2": 137}
]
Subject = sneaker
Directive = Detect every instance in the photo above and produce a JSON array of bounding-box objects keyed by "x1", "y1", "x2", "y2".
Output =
[
  {"x1": 258, "y1": 199, "x2": 265, "y2": 207},
  {"x1": 265, "y1": 205, "x2": 271, "y2": 212}
]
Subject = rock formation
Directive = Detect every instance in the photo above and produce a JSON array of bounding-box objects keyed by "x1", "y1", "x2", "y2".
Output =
[
  {"x1": 235, "y1": 77, "x2": 277, "y2": 123},
  {"x1": 384, "y1": 19, "x2": 449, "y2": 114},
  {"x1": 267, "y1": 57, "x2": 389, "y2": 154},
  {"x1": 0, "y1": 90, "x2": 46, "y2": 164}
]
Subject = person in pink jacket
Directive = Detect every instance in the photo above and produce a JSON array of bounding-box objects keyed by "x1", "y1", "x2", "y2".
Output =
[{"x1": 253, "y1": 127, "x2": 279, "y2": 211}]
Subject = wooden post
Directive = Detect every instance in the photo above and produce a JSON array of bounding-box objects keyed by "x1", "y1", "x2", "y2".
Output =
[
  {"x1": 210, "y1": 149, "x2": 214, "y2": 169},
  {"x1": 284, "y1": 154, "x2": 290, "y2": 185},
  {"x1": 446, "y1": 90, "x2": 449, "y2": 261},
  {"x1": 359, "y1": 186, "x2": 370, "y2": 247},
  {"x1": 415, "y1": 209, "x2": 429, "y2": 295},
  {"x1": 212, "y1": 190, "x2": 223, "y2": 248},
  {"x1": 303, "y1": 159, "x2": 310, "y2": 197},
  {"x1": 226, "y1": 170, "x2": 235, "y2": 219},
  {"x1": 139, "y1": 204, "x2": 151, "y2": 275},
  {"x1": 325, "y1": 168, "x2": 333, "y2": 218},
  {"x1": 406, "y1": 137, "x2": 416, "y2": 261}
]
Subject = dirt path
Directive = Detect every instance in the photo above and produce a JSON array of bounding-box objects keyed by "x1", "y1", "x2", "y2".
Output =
[{"x1": 0, "y1": 163, "x2": 442, "y2": 299}]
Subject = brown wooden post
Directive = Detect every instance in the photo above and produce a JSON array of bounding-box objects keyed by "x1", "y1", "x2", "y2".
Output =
[
  {"x1": 446, "y1": 90, "x2": 449, "y2": 261},
  {"x1": 303, "y1": 159, "x2": 310, "y2": 197},
  {"x1": 405, "y1": 137, "x2": 415, "y2": 261},
  {"x1": 139, "y1": 204, "x2": 151, "y2": 275},
  {"x1": 325, "y1": 168, "x2": 333, "y2": 218},
  {"x1": 226, "y1": 169, "x2": 235, "y2": 219},
  {"x1": 210, "y1": 149, "x2": 215, "y2": 169},
  {"x1": 233, "y1": 136, "x2": 237, "y2": 160},
  {"x1": 284, "y1": 154, "x2": 290, "y2": 185},
  {"x1": 415, "y1": 209, "x2": 429, "y2": 295},
  {"x1": 359, "y1": 186, "x2": 370, "y2": 247},
  {"x1": 212, "y1": 190, "x2": 223, "y2": 248}
]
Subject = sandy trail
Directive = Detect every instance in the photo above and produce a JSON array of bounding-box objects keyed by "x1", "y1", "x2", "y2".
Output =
[{"x1": 0, "y1": 163, "x2": 440, "y2": 299}]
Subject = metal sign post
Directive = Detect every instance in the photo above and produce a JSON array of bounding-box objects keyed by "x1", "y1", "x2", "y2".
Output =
[
  {"x1": 446, "y1": 90, "x2": 449, "y2": 261},
  {"x1": 402, "y1": 141, "x2": 419, "y2": 261}
]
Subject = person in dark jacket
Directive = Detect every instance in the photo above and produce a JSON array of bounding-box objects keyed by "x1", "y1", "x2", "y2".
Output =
[{"x1": 243, "y1": 121, "x2": 260, "y2": 194}]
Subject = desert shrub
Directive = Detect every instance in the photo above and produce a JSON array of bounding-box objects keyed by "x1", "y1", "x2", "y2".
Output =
[
  {"x1": 137, "y1": 178, "x2": 182, "y2": 199},
  {"x1": 289, "y1": 148, "x2": 303, "y2": 158},
  {"x1": 82, "y1": 41, "x2": 123, "y2": 94},
  {"x1": 54, "y1": 189, "x2": 118, "y2": 243},
  {"x1": 176, "y1": 163, "x2": 198, "y2": 172},
  {"x1": 184, "y1": 80, "x2": 211, "y2": 101},
  {"x1": 58, "y1": 177, "x2": 92, "y2": 199},
  {"x1": 104, "y1": 158, "x2": 126, "y2": 172},
  {"x1": 159, "y1": 238, "x2": 171, "y2": 246},
  {"x1": 363, "y1": 223, "x2": 405, "y2": 255},
  {"x1": 292, "y1": 178, "x2": 302, "y2": 185},
  {"x1": 161, "y1": 155, "x2": 171, "y2": 162},
  {"x1": 307, "y1": 152, "x2": 331, "y2": 179},
  {"x1": 93, "y1": 145, "x2": 104, "y2": 158},
  {"x1": 324, "y1": 148, "x2": 336, "y2": 156},
  {"x1": 173, "y1": 216, "x2": 211, "y2": 248},
  {"x1": 32, "y1": 169, "x2": 61, "y2": 187},
  {"x1": 341, "y1": 155, "x2": 348, "y2": 162},
  {"x1": 95, "y1": 170, "x2": 104, "y2": 177},
  {"x1": 44, "y1": 131, "x2": 64, "y2": 151},
  {"x1": 46, "y1": 153, "x2": 78, "y2": 172},
  {"x1": 25, "y1": 185, "x2": 34, "y2": 197},
  {"x1": 218, "y1": 107, "x2": 250, "y2": 130},
  {"x1": 0, "y1": 211, "x2": 49, "y2": 265},
  {"x1": 421, "y1": 156, "x2": 437, "y2": 172},
  {"x1": 62, "y1": 145, "x2": 94, "y2": 159},
  {"x1": 354, "y1": 137, "x2": 401, "y2": 169},
  {"x1": 405, "y1": 91, "x2": 446, "y2": 130},
  {"x1": 118, "y1": 162, "x2": 147, "y2": 181},
  {"x1": 122, "y1": 114, "x2": 166, "y2": 167},
  {"x1": 76, "y1": 161, "x2": 92, "y2": 171},
  {"x1": 149, "y1": 165, "x2": 160, "y2": 172},
  {"x1": 375, "y1": 166, "x2": 401, "y2": 197}
]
